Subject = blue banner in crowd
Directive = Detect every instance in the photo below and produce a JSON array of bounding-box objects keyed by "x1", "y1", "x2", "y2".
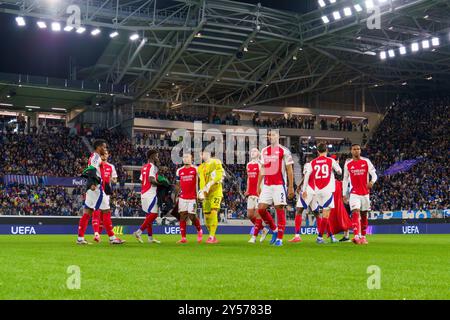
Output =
[
  {"x1": 3, "y1": 175, "x2": 40, "y2": 185},
  {"x1": 41, "y1": 176, "x2": 86, "y2": 187},
  {"x1": 3, "y1": 175, "x2": 86, "y2": 187},
  {"x1": 383, "y1": 158, "x2": 423, "y2": 176}
]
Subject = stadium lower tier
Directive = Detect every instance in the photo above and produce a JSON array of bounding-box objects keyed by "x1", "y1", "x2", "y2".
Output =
[{"x1": 1, "y1": 216, "x2": 448, "y2": 235}]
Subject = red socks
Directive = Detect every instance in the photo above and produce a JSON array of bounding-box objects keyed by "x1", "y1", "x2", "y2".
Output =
[
  {"x1": 250, "y1": 216, "x2": 257, "y2": 225},
  {"x1": 253, "y1": 219, "x2": 263, "y2": 237},
  {"x1": 102, "y1": 212, "x2": 115, "y2": 237},
  {"x1": 92, "y1": 210, "x2": 101, "y2": 234},
  {"x1": 319, "y1": 217, "x2": 329, "y2": 237},
  {"x1": 361, "y1": 214, "x2": 368, "y2": 236},
  {"x1": 276, "y1": 209, "x2": 286, "y2": 240},
  {"x1": 193, "y1": 217, "x2": 202, "y2": 232},
  {"x1": 294, "y1": 214, "x2": 302, "y2": 234},
  {"x1": 352, "y1": 211, "x2": 361, "y2": 237},
  {"x1": 180, "y1": 220, "x2": 187, "y2": 239},
  {"x1": 258, "y1": 209, "x2": 276, "y2": 231},
  {"x1": 140, "y1": 213, "x2": 158, "y2": 236},
  {"x1": 77, "y1": 213, "x2": 90, "y2": 237}
]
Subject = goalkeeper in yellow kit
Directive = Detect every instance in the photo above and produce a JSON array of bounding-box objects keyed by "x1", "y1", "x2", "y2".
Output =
[{"x1": 197, "y1": 151, "x2": 224, "y2": 244}]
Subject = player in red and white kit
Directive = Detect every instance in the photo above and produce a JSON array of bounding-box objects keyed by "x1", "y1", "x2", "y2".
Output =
[
  {"x1": 289, "y1": 159, "x2": 319, "y2": 243},
  {"x1": 133, "y1": 150, "x2": 162, "y2": 244},
  {"x1": 303, "y1": 143, "x2": 342, "y2": 244},
  {"x1": 342, "y1": 144, "x2": 377, "y2": 245},
  {"x1": 246, "y1": 148, "x2": 269, "y2": 244},
  {"x1": 175, "y1": 153, "x2": 203, "y2": 244},
  {"x1": 91, "y1": 150, "x2": 125, "y2": 244},
  {"x1": 77, "y1": 139, "x2": 107, "y2": 244},
  {"x1": 257, "y1": 130, "x2": 295, "y2": 246}
]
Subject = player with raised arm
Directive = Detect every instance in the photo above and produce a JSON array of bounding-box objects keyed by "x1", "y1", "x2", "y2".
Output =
[
  {"x1": 246, "y1": 148, "x2": 269, "y2": 244},
  {"x1": 257, "y1": 130, "x2": 295, "y2": 247},
  {"x1": 77, "y1": 139, "x2": 114, "y2": 244},
  {"x1": 133, "y1": 149, "x2": 162, "y2": 244},
  {"x1": 175, "y1": 153, "x2": 203, "y2": 244},
  {"x1": 92, "y1": 150, "x2": 125, "y2": 244},
  {"x1": 197, "y1": 151, "x2": 224, "y2": 244},
  {"x1": 303, "y1": 143, "x2": 342, "y2": 244},
  {"x1": 289, "y1": 158, "x2": 319, "y2": 243},
  {"x1": 342, "y1": 144, "x2": 377, "y2": 245}
]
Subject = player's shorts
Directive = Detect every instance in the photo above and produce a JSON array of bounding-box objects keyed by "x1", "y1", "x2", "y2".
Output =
[
  {"x1": 202, "y1": 196, "x2": 222, "y2": 213},
  {"x1": 141, "y1": 193, "x2": 159, "y2": 214},
  {"x1": 315, "y1": 191, "x2": 335, "y2": 209},
  {"x1": 247, "y1": 195, "x2": 259, "y2": 210},
  {"x1": 296, "y1": 191, "x2": 319, "y2": 211},
  {"x1": 179, "y1": 198, "x2": 197, "y2": 214},
  {"x1": 84, "y1": 185, "x2": 110, "y2": 211},
  {"x1": 259, "y1": 184, "x2": 287, "y2": 206},
  {"x1": 349, "y1": 194, "x2": 371, "y2": 212}
]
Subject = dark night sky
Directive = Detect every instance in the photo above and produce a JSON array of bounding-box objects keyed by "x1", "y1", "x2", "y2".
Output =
[{"x1": 0, "y1": 1, "x2": 312, "y2": 79}]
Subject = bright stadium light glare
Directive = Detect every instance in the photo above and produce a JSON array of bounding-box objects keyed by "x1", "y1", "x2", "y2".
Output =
[
  {"x1": 76, "y1": 27, "x2": 86, "y2": 34},
  {"x1": 332, "y1": 11, "x2": 341, "y2": 20},
  {"x1": 354, "y1": 4, "x2": 363, "y2": 12},
  {"x1": 411, "y1": 42, "x2": 419, "y2": 52},
  {"x1": 318, "y1": 0, "x2": 326, "y2": 8},
  {"x1": 15, "y1": 16, "x2": 26, "y2": 27},
  {"x1": 109, "y1": 31, "x2": 119, "y2": 38},
  {"x1": 399, "y1": 46, "x2": 407, "y2": 55},
  {"x1": 388, "y1": 49, "x2": 395, "y2": 58},
  {"x1": 343, "y1": 7, "x2": 352, "y2": 17},
  {"x1": 380, "y1": 51, "x2": 387, "y2": 60},
  {"x1": 37, "y1": 21, "x2": 47, "y2": 29},
  {"x1": 25, "y1": 105, "x2": 40, "y2": 109},
  {"x1": 365, "y1": 0, "x2": 374, "y2": 9},
  {"x1": 129, "y1": 33, "x2": 139, "y2": 41},
  {"x1": 329, "y1": 0, "x2": 336, "y2": 3},
  {"x1": 51, "y1": 22, "x2": 61, "y2": 32},
  {"x1": 91, "y1": 28, "x2": 101, "y2": 36},
  {"x1": 431, "y1": 37, "x2": 440, "y2": 46},
  {"x1": 64, "y1": 25, "x2": 74, "y2": 32},
  {"x1": 321, "y1": 15, "x2": 330, "y2": 24},
  {"x1": 422, "y1": 39, "x2": 430, "y2": 49}
]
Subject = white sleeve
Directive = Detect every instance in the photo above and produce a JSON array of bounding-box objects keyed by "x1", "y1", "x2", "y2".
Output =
[
  {"x1": 283, "y1": 148, "x2": 294, "y2": 166},
  {"x1": 342, "y1": 162, "x2": 350, "y2": 196},
  {"x1": 332, "y1": 159, "x2": 342, "y2": 175},
  {"x1": 91, "y1": 154, "x2": 102, "y2": 171},
  {"x1": 368, "y1": 159, "x2": 378, "y2": 184},
  {"x1": 302, "y1": 163, "x2": 312, "y2": 192},
  {"x1": 111, "y1": 165, "x2": 118, "y2": 179},
  {"x1": 176, "y1": 168, "x2": 181, "y2": 181},
  {"x1": 149, "y1": 165, "x2": 157, "y2": 179}
]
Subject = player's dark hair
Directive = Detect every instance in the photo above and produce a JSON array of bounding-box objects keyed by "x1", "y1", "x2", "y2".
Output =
[
  {"x1": 93, "y1": 139, "x2": 107, "y2": 150},
  {"x1": 147, "y1": 149, "x2": 158, "y2": 160},
  {"x1": 317, "y1": 143, "x2": 327, "y2": 153},
  {"x1": 351, "y1": 143, "x2": 361, "y2": 148}
]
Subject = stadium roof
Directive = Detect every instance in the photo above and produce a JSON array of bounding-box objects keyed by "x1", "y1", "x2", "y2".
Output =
[{"x1": 0, "y1": 0, "x2": 449, "y2": 112}]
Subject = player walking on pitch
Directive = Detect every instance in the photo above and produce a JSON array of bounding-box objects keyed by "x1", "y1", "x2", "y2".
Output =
[
  {"x1": 133, "y1": 150, "x2": 162, "y2": 244},
  {"x1": 175, "y1": 153, "x2": 203, "y2": 244},
  {"x1": 197, "y1": 151, "x2": 224, "y2": 244},
  {"x1": 342, "y1": 144, "x2": 377, "y2": 245},
  {"x1": 246, "y1": 148, "x2": 269, "y2": 244},
  {"x1": 303, "y1": 143, "x2": 342, "y2": 244},
  {"x1": 257, "y1": 130, "x2": 295, "y2": 246},
  {"x1": 92, "y1": 150, "x2": 125, "y2": 244}
]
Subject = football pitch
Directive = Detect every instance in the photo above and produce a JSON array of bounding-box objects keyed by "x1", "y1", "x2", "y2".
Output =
[{"x1": 0, "y1": 234, "x2": 448, "y2": 300}]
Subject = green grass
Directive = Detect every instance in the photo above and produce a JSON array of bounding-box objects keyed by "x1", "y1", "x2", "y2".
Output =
[{"x1": 0, "y1": 234, "x2": 449, "y2": 300}]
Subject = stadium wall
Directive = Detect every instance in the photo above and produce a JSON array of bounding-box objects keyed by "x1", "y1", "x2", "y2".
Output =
[{"x1": 0, "y1": 217, "x2": 448, "y2": 235}]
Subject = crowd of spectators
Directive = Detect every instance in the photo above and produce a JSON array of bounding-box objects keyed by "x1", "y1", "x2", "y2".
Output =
[
  {"x1": 367, "y1": 97, "x2": 449, "y2": 211},
  {"x1": 0, "y1": 127, "x2": 87, "y2": 176}
]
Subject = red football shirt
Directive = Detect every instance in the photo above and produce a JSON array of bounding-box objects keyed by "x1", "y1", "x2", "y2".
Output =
[
  {"x1": 100, "y1": 162, "x2": 117, "y2": 189},
  {"x1": 246, "y1": 161, "x2": 261, "y2": 196},
  {"x1": 261, "y1": 145, "x2": 294, "y2": 186},
  {"x1": 176, "y1": 166, "x2": 198, "y2": 200},
  {"x1": 343, "y1": 157, "x2": 377, "y2": 196},
  {"x1": 140, "y1": 163, "x2": 158, "y2": 195}
]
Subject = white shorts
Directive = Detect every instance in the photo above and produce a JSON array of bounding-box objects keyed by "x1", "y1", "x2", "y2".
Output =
[
  {"x1": 296, "y1": 192, "x2": 319, "y2": 211},
  {"x1": 349, "y1": 194, "x2": 371, "y2": 212},
  {"x1": 247, "y1": 196, "x2": 259, "y2": 210},
  {"x1": 259, "y1": 185, "x2": 287, "y2": 206},
  {"x1": 141, "y1": 193, "x2": 159, "y2": 214},
  {"x1": 315, "y1": 191, "x2": 335, "y2": 209},
  {"x1": 84, "y1": 186, "x2": 110, "y2": 211},
  {"x1": 179, "y1": 198, "x2": 197, "y2": 214}
]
